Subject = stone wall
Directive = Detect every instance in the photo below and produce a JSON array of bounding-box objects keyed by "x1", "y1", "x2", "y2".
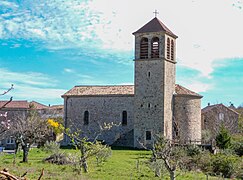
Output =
[
  {"x1": 174, "y1": 95, "x2": 202, "y2": 143},
  {"x1": 133, "y1": 32, "x2": 176, "y2": 148},
  {"x1": 64, "y1": 95, "x2": 134, "y2": 146},
  {"x1": 201, "y1": 105, "x2": 239, "y2": 138}
]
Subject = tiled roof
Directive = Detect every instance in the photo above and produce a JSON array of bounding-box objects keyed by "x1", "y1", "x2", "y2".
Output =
[
  {"x1": 62, "y1": 85, "x2": 134, "y2": 97},
  {"x1": 0, "y1": 101, "x2": 29, "y2": 109},
  {"x1": 50, "y1": 105, "x2": 64, "y2": 109},
  {"x1": 62, "y1": 84, "x2": 202, "y2": 98},
  {"x1": 202, "y1": 104, "x2": 239, "y2": 115},
  {"x1": 175, "y1": 84, "x2": 202, "y2": 97},
  {"x1": 29, "y1": 101, "x2": 48, "y2": 110},
  {"x1": 133, "y1": 17, "x2": 178, "y2": 38}
]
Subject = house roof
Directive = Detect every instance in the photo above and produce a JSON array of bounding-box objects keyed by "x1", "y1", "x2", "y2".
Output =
[
  {"x1": 202, "y1": 103, "x2": 239, "y2": 115},
  {"x1": 50, "y1": 105, "x2": 64, "y2": 109},
  {"x1": 0, "y1": 100, "x2": 29, "y2": 109},
  {"x1": 62, "y1": 85, "x2": 134, "y2": 97},
  {"x1": 174, "y1": 84, "x2": 202, "y2": 98},
  {"x1": 133, "y1": 17, "x2": 178, "y2": 38},
  {"x1": 62, "y1": 84, "x2": 202, "y2": 98},
  {"x1": 29, "y1": 101, "x2": 48, "y2": 110}
]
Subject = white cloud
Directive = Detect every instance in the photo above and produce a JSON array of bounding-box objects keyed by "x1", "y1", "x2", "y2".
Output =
[
  {"x1": 64, "y1": 68, "x2": 75, "y2": 73},
  {"x1": 1, "y1": 0, "x2": 243, "y2": 77},
  {"x1": 183, "y1": 81, "x2": 212, "y2": 93},
  {"x1": 12, "y1": 85, "x2": 66, "y2": 101},
  {"x1": 0, "y1": 68, "x2": 57, "y2": 87},
  {"x1": 0, "y1": 68, "x2": 66, "y2": 103}
]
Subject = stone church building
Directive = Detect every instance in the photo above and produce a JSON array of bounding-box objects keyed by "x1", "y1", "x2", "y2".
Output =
[{"x1": 62, "y1": 17, "x2": 203, "y2": 148}]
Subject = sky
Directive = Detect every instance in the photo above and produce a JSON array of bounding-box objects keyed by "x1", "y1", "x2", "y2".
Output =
[{"x1": 0, "y1": 0, "x2": 243, "y2": 108}]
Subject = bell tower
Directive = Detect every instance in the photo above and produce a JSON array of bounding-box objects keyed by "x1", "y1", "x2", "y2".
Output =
[{"x1": 133, "y1": 16, "x2": 178, "y2": 148}]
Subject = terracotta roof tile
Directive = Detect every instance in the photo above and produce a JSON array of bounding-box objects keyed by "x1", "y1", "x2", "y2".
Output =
[
  {"x1": 62, "y1": 84, "x2": 201, "y2": 98},
  {"x1": 202, "y1": 104, "x2": 239, "y2": 114},
  {"x1": 175, "y1": 84, "x2": 202, "y2": 97},
  {"x1": 133, "y1": 17, "x2": 178, "y2": 38},
  {"x1": 0, "y1": 101, "x2": 29, "y2": 109},
  {"x1": 29, "y1": 101, "x2": 48, "y2": 110},
  {"x1": 62, "y1": 85, "x2": 134, "y2": 97},
  {"x1": 50, "y1": 105, "x2": 64, "y2": 109}
]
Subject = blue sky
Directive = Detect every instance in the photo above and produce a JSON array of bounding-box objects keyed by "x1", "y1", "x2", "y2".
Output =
[{"x1": 0, "y1": 0, "x2": 243, "y2": 108}]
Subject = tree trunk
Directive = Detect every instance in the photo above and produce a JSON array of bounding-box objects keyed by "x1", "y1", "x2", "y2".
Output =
[
  {"x1": 155, "y1": 167, "x2": 161, "y2": 177},
  {"x1": 170, "y1": 170, "x2": 176, "y2": 180},
  {"x1": 22, "y1": 145, "x2": 29, "y2": 163},
  {"x1": 80, "y1": 143, "x2": 88, "y2": 173}
]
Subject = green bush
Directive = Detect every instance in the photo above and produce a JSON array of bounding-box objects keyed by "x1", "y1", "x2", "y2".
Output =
[
  {"x1": 216, "y1": 126, "x2": 231, "y2": 149},
  {"x1": 211, "y1": 153, "x2": 239, "y2": 178},
  {"x1": 43, "y1": 141, "x2": 60, "y2": 154},
  {"x1": 186, "y1": 145, "x2": 201, "y2": 157},
  {"x1": 232, "y1": 134, "x2": 243, "y2": 156}
]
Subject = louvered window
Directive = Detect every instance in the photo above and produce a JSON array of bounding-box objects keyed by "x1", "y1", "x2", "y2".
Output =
[
  {"x1": 171, "y1": 39, "x2": 174, "y2": 60},
  {"x1": 151, "y1": 37, "x2": 159, "y2": 58},
  {"x1": 140, "y1": 38, "x2": 148, "y2": 59},
  {"x1": 167, "y1": 38, "x2": 170, "y2": 59}
]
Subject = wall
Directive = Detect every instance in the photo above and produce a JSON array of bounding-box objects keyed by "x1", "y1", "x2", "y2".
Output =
[
  {"x1": 201, "y1": 105, "x2": 239, "y2": 138},
  {"x1": 174, "y1": 96, "x2": 202, "y2": 143},
  {"x1": 64, "y1": 95, "x2": 134, "y2": 146}
]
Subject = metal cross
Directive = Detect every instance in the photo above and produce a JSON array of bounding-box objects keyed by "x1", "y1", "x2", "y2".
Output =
[{"x1": 153, "y1": 10, "x2": 159, "y2": 17}]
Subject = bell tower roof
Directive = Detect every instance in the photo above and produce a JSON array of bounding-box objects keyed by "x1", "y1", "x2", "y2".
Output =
[{"x1": 133, "y1": 17, "x2": 178, "y2": 38}]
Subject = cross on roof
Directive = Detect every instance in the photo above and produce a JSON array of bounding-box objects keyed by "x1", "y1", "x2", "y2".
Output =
[{"x1": 153, "y1": 10, "x2": 159, "y2": 17}]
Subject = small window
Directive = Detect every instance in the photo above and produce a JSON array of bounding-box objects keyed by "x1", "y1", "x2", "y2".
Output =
[
  {"x1": 140, "y1": 38, "x2": 148, "y2": 59},
  {"x1": 148, "y1": 103, "x2": 151, "y2": 108},
  {"x1": 219, "y1": 113, "x2": 224, "y2": 120},
  {"x1": 171, "y1": 39, "x2": 174, "y2": 60},
  {"x1": 148, "y1": 71, "x2": 151, "y2": 78},
  {"x1": 151, "y1": 37, "x2": 159, "y2": 58},
  {"x1": 122, "y1": 111, "x2": 127, "y2": 125},
  {"x1": 6, "y1": 137, "x2": 14, "y2": 144},
  {"x1": 146, "y1": 131, "x2": 152, "y2": 140},
  {"x1": 166, "y1": 38, "x2": 170, "y2": 59},
  {"x1": 84, "y1": 111, "x2": 89, "y2": 125}
]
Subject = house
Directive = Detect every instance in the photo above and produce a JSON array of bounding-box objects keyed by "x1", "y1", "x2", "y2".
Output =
[
  {"x1": 0, "y1": 100, "x2": 63, "y2": 149},
  {"x1": 201, "y1": 103, "x2": 239, "y2": 138}
]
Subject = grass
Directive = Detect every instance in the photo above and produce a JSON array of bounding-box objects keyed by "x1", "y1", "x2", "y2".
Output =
[{"x1": 0, "y1": 147, "x2": 219, "y2": 180}]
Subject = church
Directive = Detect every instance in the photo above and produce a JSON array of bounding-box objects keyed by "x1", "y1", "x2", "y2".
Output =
[{"x1": 62, "y1": 16, "x2": 202, "y2": 148}]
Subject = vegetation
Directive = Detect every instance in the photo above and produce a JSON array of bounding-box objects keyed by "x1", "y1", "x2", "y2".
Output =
[
  {"x1": 216, "y1": 125, "x2": 232, "y2": 149},
  {"x1": 9, "y1": 107, "x2": 53, "y2": 163},
  {"x1": 0, "y1": 148, "x2": 225, "y2": 180}
]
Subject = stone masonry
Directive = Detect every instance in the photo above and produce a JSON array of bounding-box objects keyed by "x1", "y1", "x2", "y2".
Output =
[{"x1": 62, "y1": 17, "x2": 203, "y2": 148}]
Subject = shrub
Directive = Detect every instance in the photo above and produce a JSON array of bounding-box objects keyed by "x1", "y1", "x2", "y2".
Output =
[
  {"x1": 92, "y1": 141, "x2": 112, "y2": 166},
  {"x1": 216, "y1": 126, "x2": 231, "y2": 149},
  {"x1": 43, "y1": 141, "x2": 60, "y2": 154},
  {"x1": 232, "y1": 134, "x2": 243, "y2": 156},
  {"x1": 186, "y1": 145, "x2": 201, "y2": 157},
  {"x1": 211, "y1": 153, "x2": 239, "y2": 178}
]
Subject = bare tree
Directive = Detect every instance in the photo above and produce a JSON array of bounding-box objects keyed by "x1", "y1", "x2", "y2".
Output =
[
  {"x1": 66, "y1": 121, "x2": 115, "y2": 173},
  {"x1": 152, "y1": 136, "x2": 186, "y2": 180},
  {"x1": 0, "y1": 85, "x2": 14, "y2": 137},
  {"x1": 9, "y1": 107, "x2": 52, "y2": 162},
  {"x1": 137, "y1": 135, "x2": 186, "y2": 180}
]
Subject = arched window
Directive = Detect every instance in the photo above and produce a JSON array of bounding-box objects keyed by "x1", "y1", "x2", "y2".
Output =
[
  {"x1": 151, "y1": 37, "x2": 159, "y2": 58},
  {"x1": 84, "y1": 111, "x2": 89, "y2": 125},
  {"x1": 122, "y1": 111, "x2": 127, "y2": 125},
  {"x1": 140, "y1": 38, "x2": 148, "y2": 59},
  {"x1": 166, "y1": 38, "x2": 170, "y2": 59},
  {"x1": 171, "y1": 39, "x2": 174, "y2": 60}
]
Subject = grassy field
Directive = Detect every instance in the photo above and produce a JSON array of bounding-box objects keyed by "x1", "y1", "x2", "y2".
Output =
[{"x1": 0, "y1": 147, "x2": 219, "y2": 180}]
